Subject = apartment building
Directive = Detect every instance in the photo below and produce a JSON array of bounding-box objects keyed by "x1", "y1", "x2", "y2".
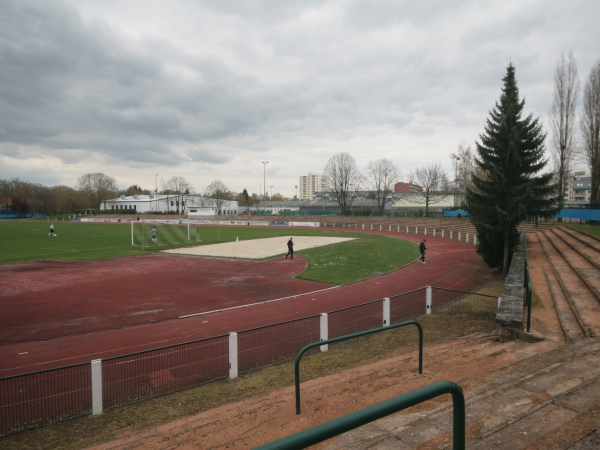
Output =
[
  {"x1": 298, "y1": 173, "x2": 323, "y2": 200},
  {"x1": 564, "y1": 171, "x2": 592, "y2": 204}
]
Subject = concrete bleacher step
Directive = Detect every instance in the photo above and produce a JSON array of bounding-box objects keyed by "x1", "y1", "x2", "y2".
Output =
[
  {"x1": 90, "y1": 333, "x2": 598, "y2": 449},
  {"x1": 324, "y1": 337, "x2": 600, "y2": 449}
]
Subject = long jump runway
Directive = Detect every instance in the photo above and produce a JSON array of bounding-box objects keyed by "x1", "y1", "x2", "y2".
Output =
[{"x1": 0, "y1": 232, "x2": 491, "y2": 376}]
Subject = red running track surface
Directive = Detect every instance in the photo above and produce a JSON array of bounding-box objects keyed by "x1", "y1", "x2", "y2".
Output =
[{"x1": 0, "y1": 231, "x2": 491, "y2": 376}]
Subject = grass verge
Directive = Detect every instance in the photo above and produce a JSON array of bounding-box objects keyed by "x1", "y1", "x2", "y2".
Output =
[{"x1": 564, "y1": 223, "x2": 600, "y2": 238}]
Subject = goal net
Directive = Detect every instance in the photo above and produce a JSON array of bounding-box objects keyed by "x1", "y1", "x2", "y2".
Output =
[{"x1": 131, "y1": 221, "x2": 202, "y2": 247}]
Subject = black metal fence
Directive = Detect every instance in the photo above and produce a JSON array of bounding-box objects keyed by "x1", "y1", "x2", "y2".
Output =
[{"x1": 1, "y1": 363, "x2": 91, "y2": 435}]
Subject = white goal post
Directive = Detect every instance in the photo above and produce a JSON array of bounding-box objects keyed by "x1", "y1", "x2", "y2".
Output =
[{"x1": 131, "y1": 221, "x2": 201, "y2": 247}]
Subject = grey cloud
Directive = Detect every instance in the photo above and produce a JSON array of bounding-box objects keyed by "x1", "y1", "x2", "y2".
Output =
[{"x1": 2, "y1": 0, "x2": 600, "y2": 195}]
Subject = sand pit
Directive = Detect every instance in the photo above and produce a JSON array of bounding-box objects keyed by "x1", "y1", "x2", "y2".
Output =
[{"x1": 162, "y1": 236, "x2": 354, "y2": 259}]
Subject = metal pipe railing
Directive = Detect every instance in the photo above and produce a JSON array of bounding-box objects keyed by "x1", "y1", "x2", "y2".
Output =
[
  {"x1": 294, "y1": 320, "x2": 423, "y2": 415},
  {"x1": 258, "y1": 380, "x2": 465, "y2": 450}
]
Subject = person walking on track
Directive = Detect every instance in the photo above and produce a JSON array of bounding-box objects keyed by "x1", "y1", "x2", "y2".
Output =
[
  {"x1": 419, "y1": 239, "x2": 427, "y2": 264},
  {"x1": 286, "y1": 237, "x2": 294, "y2": 259}
]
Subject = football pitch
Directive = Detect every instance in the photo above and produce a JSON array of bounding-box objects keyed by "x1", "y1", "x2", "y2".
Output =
[{"x1": 0, "y1": 220, "x2": 420, "y2": 284}]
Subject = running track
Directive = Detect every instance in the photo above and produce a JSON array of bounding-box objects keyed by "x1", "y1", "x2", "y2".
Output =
[{"x1": 0, "y1": 231, "x2": 490, "y2": 377}]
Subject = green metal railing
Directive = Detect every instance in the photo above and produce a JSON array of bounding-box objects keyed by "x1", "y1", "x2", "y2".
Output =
[
  {"x1": 525, "y1": 258, "x2": 532, "y2": 332},
  {"x1": 257, "y1": 380, "x2": 465, "y2": 450},
  {"x1": 295, "y1": 320, "x2": 423, "y2": 415},
  {"x1": 524, "y1": 232, "x2": 532, "y2": 332}
]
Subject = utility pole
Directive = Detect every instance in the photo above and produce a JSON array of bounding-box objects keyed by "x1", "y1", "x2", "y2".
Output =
[{"x1": 262, "y1": 161, "x2": 269, "y2": 212}]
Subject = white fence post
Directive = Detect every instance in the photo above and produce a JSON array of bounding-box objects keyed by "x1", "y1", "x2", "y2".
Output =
[
  {"x1": 426, "y1": 286, "x2": 432, "y2": 315},
  {"x1": 229, "y1": 332, "x2": 238, "y2": 379},
  {"x1": 383, "y1": 297, "x2": 390, "y2": 326},
  {"x1": 474, "y1": 235, "x2": 477, "y2": 246},
  {"x1": 406, "y1": 226, "x2": 409, "y2": 233},
  {"x1": 450, "y1": 230, "x2": 453, "y2": 240},
  {"x1": 442, "y1": 229, "x2": 445, "y2": 238},
  {"x1": 458, "y1": 231, "x2": 461, "y2": 241},
  {"x1": 424, "y1": 228, "x2": 427, "y2": 236},
  {"x1": 433, "y1": 229, "x2": 436, "y2": 237},
  {"x1": 320, "y1": 313, "x2": 329, "y2": 352},
  {"x1": 91, "y1": 359, "x2": 103, "y2": 415}
]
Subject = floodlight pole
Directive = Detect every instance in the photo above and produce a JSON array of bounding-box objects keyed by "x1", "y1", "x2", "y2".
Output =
[
  {"x1": 452, "y1": 156, "x2": 460, "y2": 208},
  {"x1": 155, "y1": 173, "x2": 159, "y2": 215},
  {"x1": 262, "y1": 161, "x2": 269, "y2": 212}
]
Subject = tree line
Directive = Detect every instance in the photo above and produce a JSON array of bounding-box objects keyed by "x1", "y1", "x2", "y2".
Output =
[{"x1": 0, "y1": 174, "x2": 268, "y2": 217}]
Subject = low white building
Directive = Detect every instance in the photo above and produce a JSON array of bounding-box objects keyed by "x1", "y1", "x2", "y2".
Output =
[
  {"x1": 103, "y1": 195, "x2": 238, "y2": 216},
  {"x1": 103, "y1": 194, "x2": 169, "y2": 213},
  {"x1": 186, "y1": 198, "x2": 239, "y2": 217}
]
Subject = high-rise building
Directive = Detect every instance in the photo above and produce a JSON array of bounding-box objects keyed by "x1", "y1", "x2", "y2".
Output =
[{"x1": 298, "y1": 173, "x2": 322, "y2": 200}]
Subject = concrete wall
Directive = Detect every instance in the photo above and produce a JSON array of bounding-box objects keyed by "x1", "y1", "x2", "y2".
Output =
[{"x1": 496, "y1": 234, "x2": 525, "y2": 341}]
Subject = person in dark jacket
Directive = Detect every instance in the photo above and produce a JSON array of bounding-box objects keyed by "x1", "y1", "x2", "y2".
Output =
[
  {"x1": 419, "y1": 239, "x2": 427, "y2": 264},
  {"x1": 286, "y1": 237, "x2": 294, "y2": 259}
]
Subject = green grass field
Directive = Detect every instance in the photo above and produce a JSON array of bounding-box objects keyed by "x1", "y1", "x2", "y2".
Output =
[
  {"x1": 0, "y1": 220, "x2": 420, "y2": 284},
  {"x1": 566, "y1": 223, "x2": 600, "y2": 238}
]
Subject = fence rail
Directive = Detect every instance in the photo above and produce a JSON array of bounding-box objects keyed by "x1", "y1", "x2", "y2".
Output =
[{"x1": 0, "y1": 287, "x2": 497, "y2": 436}]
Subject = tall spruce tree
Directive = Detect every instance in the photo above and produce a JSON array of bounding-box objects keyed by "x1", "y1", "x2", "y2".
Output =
[{"x1": 466, "y1": 64, "x2": 557, "y2": 274}]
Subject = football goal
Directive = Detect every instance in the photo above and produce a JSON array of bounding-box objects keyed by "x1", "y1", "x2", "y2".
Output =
[{"x1": 131, "y1": 221, "x2": 202, "y2": 247}]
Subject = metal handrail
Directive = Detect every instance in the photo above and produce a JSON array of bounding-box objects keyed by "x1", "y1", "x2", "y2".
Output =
[
  {"x1": 257, "y1": 381, "x2": 465, "y2": 450},
  {"x1": 295, "y1": 320, "x2": 423, "y2": 415}
]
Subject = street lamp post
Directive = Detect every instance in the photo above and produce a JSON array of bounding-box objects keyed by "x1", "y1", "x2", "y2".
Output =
[
  {"x1": 452, "y1": 156, "x2": 460, "y2": 209},
  {"x1": 262, "y1": 161, "x2": 269, "y2": 212},
  {"x1": 155, "y1": 173, "x2": 159, "y2": 215},
  {"x1": 295, "y1": 185, "x2": 298, "y2": 200},
  {"x1": 270, "y1": 186, "x2": 273, "y2": 209}
]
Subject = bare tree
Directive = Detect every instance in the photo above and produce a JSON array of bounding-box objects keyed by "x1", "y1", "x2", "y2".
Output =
[
  {"x1": 581, "y1": 59, "x2": 600, "y2": 204},
  {"x1": 550, "y1": 51, "x2": 580, "y2": 209},
  {"x1": 450, "y1": 141, "x2": 476, "y2": 193},
  {"x1": 322, "y1": 152, "x2": 362, "y2": 215},
  {"x1": 53, "y1": 185, "x2": 86, "y2": 213},
  {"x1": 450, "y1": 141, "x2": 476, "y2": 210},
  {"x1": 162, "y1": 176, "x2": 193, "y2": 213},
  {"x1": 5, "y1": 179, "x2": 36, "y2": 217},
  {"x1": 205, "y1": 179, "x2": 232, "y2": 215},
  {"x1": 365, "y1": 159, "x2": 401, "y2": 215},
  {"x1": 408, "y1": 163, "x2": 449, "y2": 217},
  {"x1": 77, "y1": 173, "x2": 118, "y2": 212}
]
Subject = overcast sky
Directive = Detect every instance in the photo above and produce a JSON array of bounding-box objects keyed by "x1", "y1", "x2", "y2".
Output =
[{"x1": 1, "y1": 0, "x2": 599, "y2": 198}]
